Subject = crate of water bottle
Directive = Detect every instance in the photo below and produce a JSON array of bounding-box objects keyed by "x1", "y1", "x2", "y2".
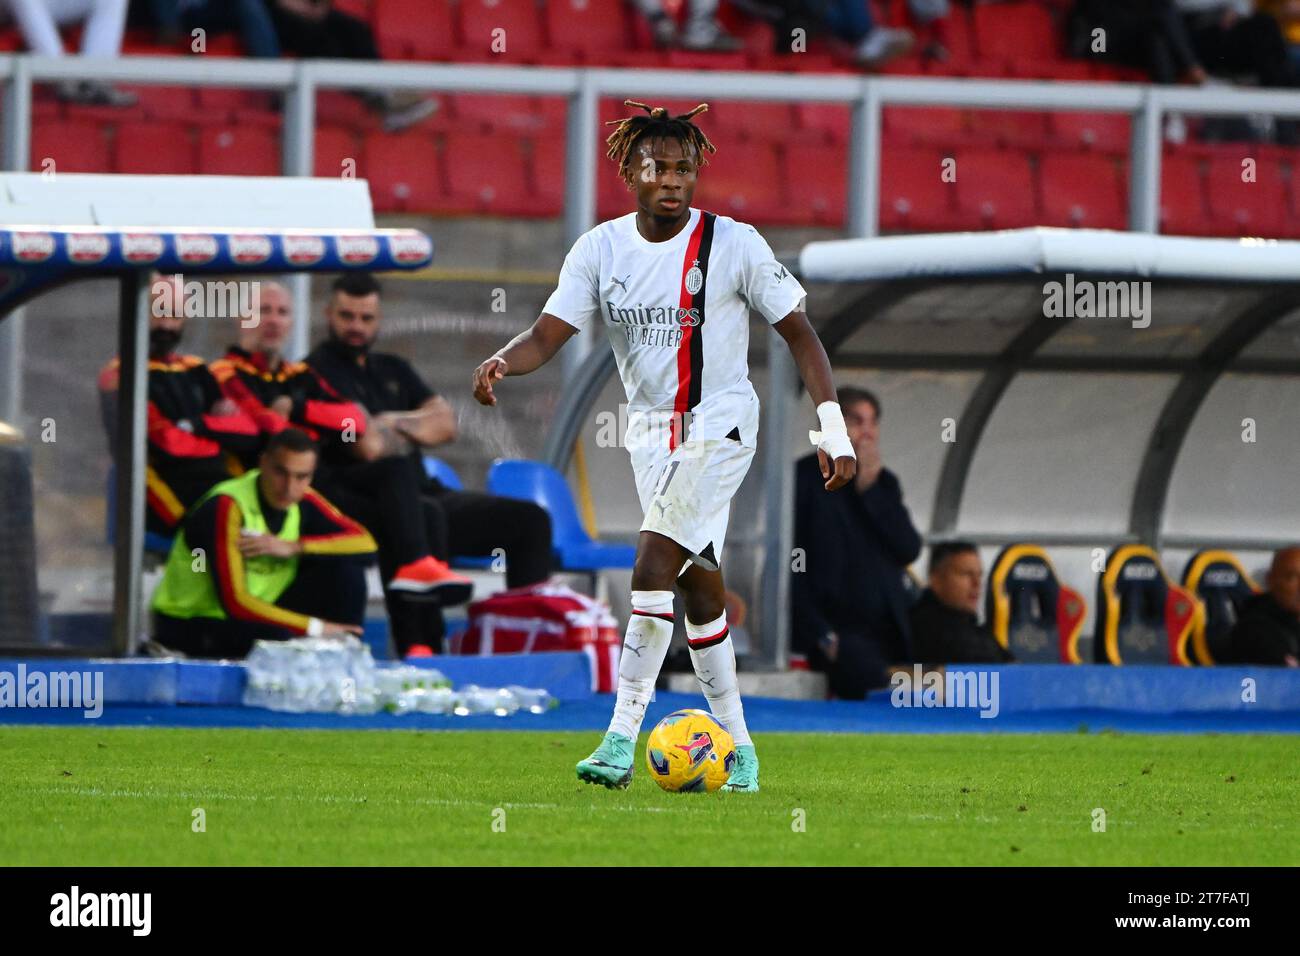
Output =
[
  {"x1": 243, "y1": 636, "x2": 378, "y2": 713},
  {"x1": 449, "y1": 685, "x2": 556, "y2": 717}
]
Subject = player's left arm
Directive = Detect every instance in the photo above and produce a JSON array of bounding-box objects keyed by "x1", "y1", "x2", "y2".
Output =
[{"x1": 773, "y1": 312, "x2": 857, "y2": 492}]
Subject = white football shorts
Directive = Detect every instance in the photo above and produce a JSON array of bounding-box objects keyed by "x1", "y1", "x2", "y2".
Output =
[{"x1": 629, "y1": 436, "x2": 755, "y2": 573}]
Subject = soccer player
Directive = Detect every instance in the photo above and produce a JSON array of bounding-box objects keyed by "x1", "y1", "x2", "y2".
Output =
[{"x1": 472, "y1": 101, "x2": 857, "y2": 792}]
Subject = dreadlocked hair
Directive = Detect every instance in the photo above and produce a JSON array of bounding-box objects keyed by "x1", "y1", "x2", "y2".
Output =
[{"x1": 604, "y1": 100, "x2": 716, "y2": 185}]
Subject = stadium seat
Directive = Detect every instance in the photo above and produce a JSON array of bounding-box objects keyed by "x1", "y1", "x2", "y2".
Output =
[
  {"x1": 422, "y1": 456, "x2": 464, "y2": 491},
  {"x1": 691, "y1": 137, "x2": 785, "y2": 224},
  {"x1": 782, "y1": 143, "x2": 846, "y2": 227},
  {"x1": 198, "y1": 126, "x2": 280, "y2": 177},
  {"x1": 442, "y1": 132, "x2": 546, "y2": 217},
  {"x1": 1159, "y1": 153, "x2": 1211, "y2": 236},
  {"x1": 883, "y1": 106, "x2": 968, "y2": 148},
  {"x1": 1050, "y1": 111, "x2": 1131, "y2": 154},
  {"x1": 314, "y1": 126, "x2": 359, "y2": 179},
  {"x1": 457, "y1": 0, "x2": 545, "y2": 62},
  {"x1": 1038, "y1": 153, "x2": 1126, "y2": 229},
  {"x1": 451, "y1": 93, "x2": 556, "y2": 135},
  {"x1": 361, "y1": 130, "x2": 442, "y2": 213},
  {"x1": 881, "y1": 146, "x2": 959, "y2": 232},
  {"x1": 112, "y1": 122, "x2": 197, "y2": 175},
  {"x1": 973, "y1": 1, "x2": 1060, "y2": 61},
  {"x1": 1094, "y1": 545, "x2": 1196, "y2": 665},
  {"x1": 30, "y1": 119, "x2": 110, "y2": 173},
  {"x1": 952, "y1": 148, "x2": 1037, "y2": 230},
  {"x1": 544, "y1": 0, "x2": 632, "y2": 60},
  {"x1": 986, "y1": 544, "x2": 1088, "y2": 663},
  {"x1": 1182, "y1": 550, "x2": 1260, "y2": 666},
  {"x1": 794, "y1": 103, "x2": 851, "y2": 145},
  {"x1": 486, "y1": 459, "x2": 636, "y2": 573},
  {"x1": 970, "y1": 110, "x2": 1052, "y2": 151},
  {"x1": 374, "y1": 0, "x2": 456, "y2": 61},
  {"x1": 1203, "y1": 154, "x2": 1288, "y2": 237}
]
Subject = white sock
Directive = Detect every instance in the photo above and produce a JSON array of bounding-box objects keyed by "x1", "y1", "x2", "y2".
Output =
[
  {"x1": 686, "y1": 611, "x2": 752, "y2": 747},
  {"x1": 607, "y1": 590, "x2": 675, "y2": 741}
]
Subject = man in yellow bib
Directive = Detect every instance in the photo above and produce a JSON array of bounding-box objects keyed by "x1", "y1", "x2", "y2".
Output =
[{"x1": 153, "y1": 428, "x2": 377, "y2": 658}]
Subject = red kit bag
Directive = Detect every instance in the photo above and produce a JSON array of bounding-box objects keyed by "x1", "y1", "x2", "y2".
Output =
[{"x1": 451, "y1": 583, "x2": 622, "y2": 692}]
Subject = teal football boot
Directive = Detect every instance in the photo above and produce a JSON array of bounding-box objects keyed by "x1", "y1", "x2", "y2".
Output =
[
  {"x1": 576, "y1": 732, "x2": 635, "y2": 790},
  {"x1": 721, "y1": 744, "x2": 759, "y2": 792}
]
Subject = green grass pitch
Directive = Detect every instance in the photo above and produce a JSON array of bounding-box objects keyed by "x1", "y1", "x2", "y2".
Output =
[{"x1": 1, "y1": 726, "x2": 1296, "y2": 866}]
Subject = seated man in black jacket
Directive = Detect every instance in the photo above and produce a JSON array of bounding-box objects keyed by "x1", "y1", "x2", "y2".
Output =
[
  {"x1": 792, "y1": 386, "x2": 922, "y2": 698},
  {"x1": 1228, "y1": 546, "x2": 1300, "y2": 667},
  {"x1": 307, "y1": 273, "x2": 554, "y2": 657},
  {"x1": 910, "y1": 541, "x2": 1013, "y2": 665}
]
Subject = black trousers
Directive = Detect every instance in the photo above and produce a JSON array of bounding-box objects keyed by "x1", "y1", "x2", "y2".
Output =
[
  {"x1": 153, "y1": 555, "x2": 368, "y2": 659},
  {"x1": 269, "y1": 7, "x2": 380, "y2": 60},
  {"x1": 809, "y1": 632, "x2": 897, "y2": 700}
]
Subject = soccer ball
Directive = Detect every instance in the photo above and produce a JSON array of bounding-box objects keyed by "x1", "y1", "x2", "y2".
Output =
[{"x1": 644, "y1": 708, "x2": 737, "y2": 793}]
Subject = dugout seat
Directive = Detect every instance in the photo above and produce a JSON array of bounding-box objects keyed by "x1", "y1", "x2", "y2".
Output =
[
  {"x1": 104, "y1": 464, "x2": 175, "y2": 557},
  {"x1": 1094, "y1": 545, "x2": 1196, "y2": 665},
  {"x1": 985, "y1": 544, "x2": 1087, "y2": 663},
  {"x1": 1181, "y1": 550, "x2": 1261, "y2": 666},
  {"x1": 486, "y1": 459, "x2": 636, "y2": 573},
  {"x1": 421, "y1": 457, "x2": 497, "y2": 571}
]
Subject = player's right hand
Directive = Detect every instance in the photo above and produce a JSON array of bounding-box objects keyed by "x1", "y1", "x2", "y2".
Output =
[
  {"x1": 320, "y1": 621, "x2": 364, "y2": 638},
  {"x1": 472, "y1": 356, "x2": 508, "y2": 406},
  {"x1": 818, "y1": 447, "x2": 857, "y2": 492}
]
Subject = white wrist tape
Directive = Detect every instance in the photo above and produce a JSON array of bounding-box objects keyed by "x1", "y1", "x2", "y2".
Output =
[
  {"x1": 808, "y1": 402, "x2": 856, "y2": 460},
  {"x1": 306, "y1": 617, "x2": 324, "y2": 638}
]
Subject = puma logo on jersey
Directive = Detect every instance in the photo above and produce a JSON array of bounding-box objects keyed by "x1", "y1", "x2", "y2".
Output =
[
  {"x1": 610, "y1": 274, "x2": 631, "y2": 293},
  {"x1": 623, "y1": 642, "x2": 648, "y2": 657}
]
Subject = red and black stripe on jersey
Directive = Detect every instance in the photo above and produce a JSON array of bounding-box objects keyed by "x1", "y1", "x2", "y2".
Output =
[{"x1": 669, "y1": 211, "x2": 717, "y2": 450}]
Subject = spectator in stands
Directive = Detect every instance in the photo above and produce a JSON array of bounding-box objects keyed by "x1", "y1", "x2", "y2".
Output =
[
  {"x1": 209, "y1": 280, "x2": 471, "y2": 653},
  {"x1": 1178, "y1": 0, "x2": 1299, "y2": 89},
  {"x1": 151, "y1": 428, "x2": 376, "y2": 659},
  {"x1": 265, "y1": 0, "x2": 436, "y2": 132},
  {"x1": 1, "y1": 0, "x2": 137, "y2": 104},
  {"x1": 146, "y1": 0, "x2": 281, "y2": 58},
  {"x1": 1069, "y1": 0, "x2": 1207, "y2": 84},
  {"x1": 307, "y1": 273, "x2": 555, "y2": 657},
  {"x1": 791, "y1": 386, "x2": 922, "y2": 698},
  {"x1": 765, "y1": 0, "x2": 915, "y2": 66},
  {"x1": 632, "y1": 0, "x2": 743, "y2": 50},
  {"x1": 1227, "y1": 546, "x2": 1300, "y2": 667},
  {"x1": 1260, "y1": 0, "x2": 1300, "y2": 70},
  {"x1": 909, "y1": 541, "x2": 1014, "y2": 665},
  {"x1": 97, "y1": 273, "x2": 260, "y2": 538}
]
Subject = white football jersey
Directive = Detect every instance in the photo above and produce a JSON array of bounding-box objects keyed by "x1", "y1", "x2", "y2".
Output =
[{"x1": 543, "y1": 207, "x2": 806, "y2": 451}]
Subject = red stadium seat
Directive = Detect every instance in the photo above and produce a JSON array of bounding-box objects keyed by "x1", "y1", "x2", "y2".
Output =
[
  {"x1": 452, "y1": 93, "x2": 558, "y2": 134},
  {"x1": 457, "y1": 0, "x2": 544, "y2": 61},
  {"x1": 881, "y1": 146, "x2": 959, "y2": 232},
  {"x1": 113, "y1": 121, "x2": 197, "y2": 175},
  {"x1": 704, "y1": 101, "x2": 795, "y2": 144},
  {"x1": 529, "y1": 135, "x2": 567, "y2": 217},
  {"x1": 374, "y1": 0, "x2": 455, "y2": 60},
  {"x1": 315, "y1": 90, "x2": 373, "y2": 129},
  {"x1": 544, "y1": 0, "x2": 631, "y2": 59},
  {"x1": 783, "y1": 143, "x2": 846, "y2": 227},
  {"x1": 795, "y1": 102, "x2": 851, "y2": 145},
  {"x1": 198, "y1": 126, "x2": 280, "y2": 176},
  {"x1": 692, "y1": 138, "x2": 785, "y2": 223},
  {"x1": 970, "y1": 110, "x2": 1052, "y2": 150},
  {"x1": 884, "y1": 106, "x2": 969, "y2": 147},
  {"x1": 30, "y1": 119, "x2": 110, "y2": 174},
  {"x1": 1158, "y1": 153, "x2": 1210, "y2": 236},
  {"x1": 973, "y1": 1, "x2": 1061, "y2": 61},
  {"x1": 443, "y1": 132, "x2": 547, "y2": 216},
  {"x1": 1051, "y1": 111, "x2": 1131, "y2": 154},
  {"x1": 952, "y1": 148, "x2": 1037, "y2": 230},
  {"x1": 314, "y1": 126, "x2": 359, "y2": 179},
  {"x1": 1038, "y1": 153, "x2": 1126, "y2": 229},
  {"x1": 1204, "y1": 153, "x2": 1289, "y2": 237},
  {"x1": 361, "y1": 130, "x2": 442, "y2": 213},
  {"x1": 119, "y1": 85, "x2": 198, "y2": 122}
]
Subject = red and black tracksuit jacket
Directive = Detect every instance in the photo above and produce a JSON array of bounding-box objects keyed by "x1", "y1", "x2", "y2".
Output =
[
  {"x1": 209, "y1": 346, "x2": 368, "y2": 467},
  {"x1": 98, "y1": 354, "x2": 261, "y2": 535}
]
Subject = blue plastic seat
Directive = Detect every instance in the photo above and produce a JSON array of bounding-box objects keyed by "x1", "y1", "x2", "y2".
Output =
[
  {"x1": 486, "y1": 459, "x2": 636, "y2": 572},
  {"x1": 422, "y1": 455, "x2": 464, "y2": 491}
]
